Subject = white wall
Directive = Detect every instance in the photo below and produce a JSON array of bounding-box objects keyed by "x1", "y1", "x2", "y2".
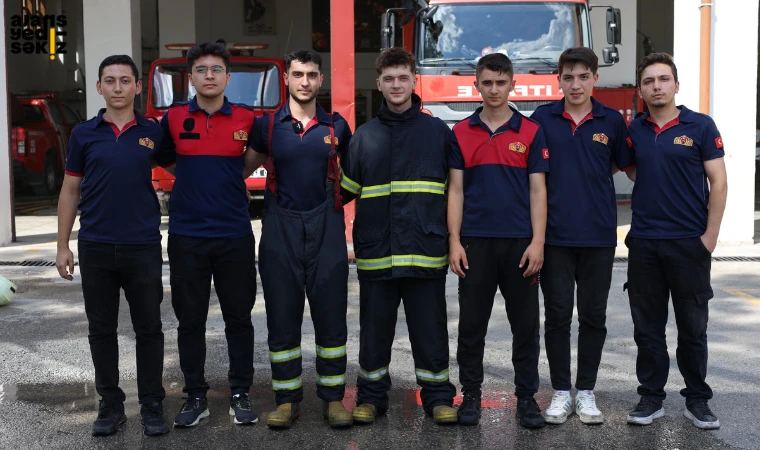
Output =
[
  {"x1": 590, "y1": 0, "x2": 637, "y2": 87},
  {"x1": 82, "y1": 0, "x2": 142, "y2": 118},
  {"x1": 674, "y1": 0, "x2": 758, "y2": 244},
  {"x1": 1, "y1": 1, "x2": 12, "y2": 246}
]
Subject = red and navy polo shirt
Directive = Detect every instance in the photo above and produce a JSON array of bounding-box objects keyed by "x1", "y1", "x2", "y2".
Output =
[
  {"x1": 154, "y1": 97, "x2": 255, "y2": 238},
  {"x1": 531, "y1": 98, "x2": 635, "y2": 247},
  {"x1": 64, "y1": 109, "x2": 165, "y2": 244},
  {"x1": 248, "y1": 102, "x2": 352, "y2": 211},
  {"x1": 449, "y1": 106, "x2": 550, "y2": 238},
  {"x1": 628, "y1": 105, "x2": 724, "y2": 239}
]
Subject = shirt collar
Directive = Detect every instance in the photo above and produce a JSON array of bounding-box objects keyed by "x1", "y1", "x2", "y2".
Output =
[
  {"x1": 188, "y1": 96, "x2": 233, "y2": 115},
  {"x1": 93, "y1": 109, "x2": 150, "y2": 129},
  {"x1": 468, "y1": 105, "x2": 522, "y2": 132},
  {"x1": 275, "y1": 100, "x2": 332, "y2": 124},
  {"x1": 549, "y1": 96, "x2": 607, "y2": 117},
  {"x1": 640, "y1": 105, "x2": 695, "y2": 125}
]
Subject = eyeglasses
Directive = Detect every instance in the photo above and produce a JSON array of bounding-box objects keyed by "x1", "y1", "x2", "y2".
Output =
[{"x1": 193, "y1": 65, "x2": 225, "y2": 74}]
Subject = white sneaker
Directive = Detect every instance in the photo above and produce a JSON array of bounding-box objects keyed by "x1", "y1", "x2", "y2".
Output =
[
  {"x1": 575, "y1": 390, "x2": 604, "y2": 424},
  {"x1": 543, "y1": 390, "x2": 573, "y2": 424}
]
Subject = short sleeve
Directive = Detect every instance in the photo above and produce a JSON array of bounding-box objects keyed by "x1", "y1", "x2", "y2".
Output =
[
  {"x1": 153, "y1": 111, "x2": 177, "y2": 167},
  {"x1": 612, "y1": 113, "x2": 635, "y2": 171},
  {"x1": 527, "y1": 125, "x2": 550, "y2": 174},
  {"x1": 248, "y1": 113, "x2": 268, "y2": 154},
  {"x1": 64, "y1": 131, "x2": 84, "y2": 177},
  {"x1": 448, "y1": 130, "x2": 465, "y2": 170},
  {"x1": 700, "y1": 117, "x2": 725, "y2": 161}
]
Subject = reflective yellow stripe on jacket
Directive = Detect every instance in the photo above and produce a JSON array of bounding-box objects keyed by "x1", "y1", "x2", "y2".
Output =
[
  {"x1": 356, "y1": 254, "x2": 448, "y2": 271},
  {"x1": 360, "y1": 181, "x2": 445, "y2": 199}
]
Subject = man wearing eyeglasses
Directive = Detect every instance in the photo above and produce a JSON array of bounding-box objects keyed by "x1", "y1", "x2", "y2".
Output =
[{"x1": 154, "y1": 41, "x2": 259, "y2": 428}]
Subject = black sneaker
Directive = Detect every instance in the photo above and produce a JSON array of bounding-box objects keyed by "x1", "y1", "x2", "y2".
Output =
[
  {"x1": 229, "y1": 393, "x2": 259, "y2": 425},
  {"x1": 174, "y1": 397, "x2": 210, "y2": 427},
  {"x1": 684, "y1": 400, "x2": 720, "y2": 429},
  {"x1": 626, "y1": 396, "x2": 664, "y2": 425},
  {"x1": 458, "y1": 392, "x2": 482, "y2": 426},
  {"x1": 140, "y1": 400, "x2": 169, "y2": 436},
  {"x1": 92, "y1": 400, "x2": 126, "y2": 436},
  {"x1": 516, "y1": 397, "x2": 546, "y2": 429}
]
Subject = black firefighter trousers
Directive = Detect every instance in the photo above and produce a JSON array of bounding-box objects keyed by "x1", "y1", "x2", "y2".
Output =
[
  {"x1": 357, "y1": 277, "x2": 456, "y2": 414},
  {"x1": 258, "y1": 200, "x2": 349, "y2": 405}
]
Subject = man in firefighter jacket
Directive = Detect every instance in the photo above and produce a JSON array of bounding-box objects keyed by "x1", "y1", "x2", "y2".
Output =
[
  {"x1": 246, "y1": 49, "x2": 354, "y2": 429},
  {"x1": 339, "y1": 47, "x2": 458, "y2": 425}
]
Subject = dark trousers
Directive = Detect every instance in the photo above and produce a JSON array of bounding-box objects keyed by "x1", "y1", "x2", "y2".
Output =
[
  {"x1": 357, "y1": 277, "x2": 456, "y2": 414},
  {"x1": 626, "y1": 236, "x2": 713, "y2": 402},
  {"x1": 259, "y1": 201, "x2": 349, "y2": 405},
  {"x1": 457, "y1": 237, "x2": 540, "y2": 399},
  {"x1": 78, "y1": 240, "x2": 165, "y2": 404},
  {"x1": 541, "y1": 245, "x2": 615, "y2": 391},
  {"x1": 168, "y1": 234, "x2": 257, "y2": 398}
]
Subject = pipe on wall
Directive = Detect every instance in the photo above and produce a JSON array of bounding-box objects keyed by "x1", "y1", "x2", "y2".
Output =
[{"x1": 699, "y1": 0, "x2": 712, "y2": 114}]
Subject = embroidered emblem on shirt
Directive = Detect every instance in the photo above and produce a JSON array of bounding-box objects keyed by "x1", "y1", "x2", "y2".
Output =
[
  {"x1": 139, "y1": 137, "x2": 154, "y2": 149},
  {"x1": 324, "y1": 135, "x2": 339, "y2": 145},
  {"x1": 509, "y1": 142, "x2": 527, "y2": 153},
  {"x1": 673, "y1": 135, "x2": 694, "y2": 147},
  {"x1": 626, "y1": 136, "x2": 633, "y2": 148},
  {"x1": 542, "y1": 148, "x2": 550, "y2": 159},
  {"x1": 715, "y1": 137, "x2": 723, "y2": 149},
  {"x1": 592, "y1": 133, "x2": 609, "y2": 145},
  {"x1": 233, "y1": 130, "x2": 249, "y2": 141}
]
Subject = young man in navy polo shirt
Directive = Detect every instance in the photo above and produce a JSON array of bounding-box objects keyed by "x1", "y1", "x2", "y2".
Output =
[
  {"x1": 624, "y1": 53, "x2": 727, "y2": 429},
  {"x1": 531, "y1": 47, "x2": 635, "y2": 425},
  {"x1": 56, "y1": 55, "x2": 169, "y2": 437},
  {"x1": 245, "y1": 49, "x2": 353, "y2": 429},
  {"x1": 154, "y1": 41, "x2": 259, "y2": 427},
  {"x1": 448, "y1": 53, "x2": 549, "y2": 428}
]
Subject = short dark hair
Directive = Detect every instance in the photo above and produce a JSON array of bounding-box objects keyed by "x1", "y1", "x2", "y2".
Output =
[
  {"x1": 375, "y1": 47, "x2": 416, "y2": 75},
  {"x1": 558, "y1": 47, "x2": 598, "y2": 75},
  {"x1": 285, "y1": 49, "x2": 323, "y2": 73},
  {"x1": 186, "y1": 40, "x2": 231, "y2": 71},
  {"x1": 475, "y1": 53, "x2": 513, "y2": 80},
  {"x1": 637, "y1": 52, "x2": 678, "y2": 87},
  {"x1": 98, "y1": 55, "x2": 139, "y2": 80}
]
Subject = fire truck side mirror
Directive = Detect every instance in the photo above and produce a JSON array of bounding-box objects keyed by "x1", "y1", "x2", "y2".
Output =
[
  {"x1": 606, "y1": 8, "x2": 622, "y2": 45},
  {"x1": 381, "y1": 11, "x2": 396, "y2": 51},
  {"x1": 603, "y1": 46, "x2": 620, "y2": 65}
]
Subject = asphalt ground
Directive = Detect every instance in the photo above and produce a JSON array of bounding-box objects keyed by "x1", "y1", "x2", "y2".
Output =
[{"x1": 1, "y1": 262, "x2": 759, "y2": 450}]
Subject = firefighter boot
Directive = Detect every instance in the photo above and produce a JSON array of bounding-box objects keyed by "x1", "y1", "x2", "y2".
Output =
[
  {"x1": 352, "y1": 403, "x2": 378, "y2": 424},
  {"x1": 322, "y1": 401, "x2": 353, "y2": 428},
  {"x1": 267, "y1": 402, "x2": 300, "y2": 429},
  {"x1": 432, "y1": 405, "x2": 458, "y2": 424}
]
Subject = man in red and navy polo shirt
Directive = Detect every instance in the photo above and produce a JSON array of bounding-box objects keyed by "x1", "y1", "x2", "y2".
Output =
[
  {"x1": 531, "y1": 47, "x2": 635, "y2": 426},
  {"x1": 153, "y1": 41, "x2": 258, "y2": 427},
  {"x1": 448, "y1": 53, "x2": 549, "y2": 428},
  {"x1": 245, "y1": 49, "x2": 354, "y2": 429},
  {"x1": 56, "y1": 55, "x2": 169, "y2": 437},
  {"x1": 624, "y1": 53, "x2": 727, "y2": 430}
]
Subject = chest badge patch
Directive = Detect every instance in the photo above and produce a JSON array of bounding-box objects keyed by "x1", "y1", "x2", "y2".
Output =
[
  {"x1": 233, "y1": 130, "x2": 249, "y2": 141},
  {"x1": 508, "y1": 142, "x2": 527, "y2": 153},
  {"x1": 592, "y1": 133, "x2": 609, "y2": 145},
  {"x1": 138, "y1": 137, "x2": 154, "y2": 149},
  {"x1": 674, "y1": 135, "x2": 694, "y2": 147},
  {"x1": 323, "y1": 135, "x2": 339, "y2": 145}
]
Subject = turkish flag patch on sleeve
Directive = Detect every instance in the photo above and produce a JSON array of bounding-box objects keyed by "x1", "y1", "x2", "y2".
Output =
[
  {"x1": 715, "y1": 137, "x2": 724, "y2": 148},
  {"x1": 626, "y1": 136, "x2": 633, "y2": 148},
  {"x1": 542, "y1": 148, "x2": 550, "y2": 159}
]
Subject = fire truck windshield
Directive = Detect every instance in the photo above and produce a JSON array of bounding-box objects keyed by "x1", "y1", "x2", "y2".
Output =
[
  {"x1": 418, "y1": 2, "x2": 589, "y2": 70},
  {"x1": 151, "y1": 62, "x2": 281, "y2": 109}
]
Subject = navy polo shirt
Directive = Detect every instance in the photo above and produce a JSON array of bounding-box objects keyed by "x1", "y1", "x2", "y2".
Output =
[
  {"x1": 248, "y1": 102, "x2": 352, "y2": 211},
  {"x1": 628, "y1": 105, "x2": 724, "y2": 239},
  {"x1": 531, "y1": 98, "x2": 635, "y2": 247},
  {"x1": 449, "y1": 107, "x2": 550, "y2": 238},
  {"x1": 64, "y1": 109, "x2": 164, "y2": 245},
  {"x1": 155, "y1": 97, "x2": 255, "y2": 238}
]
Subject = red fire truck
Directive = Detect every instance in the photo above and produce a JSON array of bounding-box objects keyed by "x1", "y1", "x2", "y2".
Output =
[
  {"x1": 145, "y1": 43, "x2": 287, "y2": 213},
  {"x1": 379, "y1": 0, "x2": 641, "y2": 125}
]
